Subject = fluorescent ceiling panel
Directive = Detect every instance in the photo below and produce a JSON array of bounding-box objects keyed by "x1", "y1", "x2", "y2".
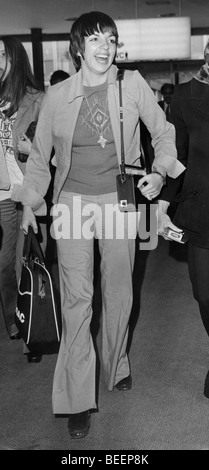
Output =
[{"x1": 116, "y1": 17, "x2": 191, "y2": 61}]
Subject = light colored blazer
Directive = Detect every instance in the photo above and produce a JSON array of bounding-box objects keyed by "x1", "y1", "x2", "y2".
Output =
[
  {"x1": 0, "y1": 88, "x2": 44, "y2": 190},
  {"x1": 12, "y1": 65, "x2": 185, "y2": 214}
]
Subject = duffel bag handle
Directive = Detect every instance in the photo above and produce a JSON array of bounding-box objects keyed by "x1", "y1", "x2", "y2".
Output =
[{"x1": 23, "y1": 226, "x2": 45, "y2": 264}]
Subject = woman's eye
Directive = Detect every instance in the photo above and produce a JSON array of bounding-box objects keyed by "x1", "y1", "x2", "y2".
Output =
[{"x1": 109, "y1": 38, "x2": 116, "y2": 44}]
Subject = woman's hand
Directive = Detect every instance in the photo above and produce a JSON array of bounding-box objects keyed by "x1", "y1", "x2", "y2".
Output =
[
  {"x1": 17, "y1": 133, "x2": 32, "y2": 155},
  {"x1": 20, "y1": 205, "x2": 38, "y2": 235},
  {"x1": 137, "y1": 173, "x2": 164, "y2": 200},
  {"x1": 157, "y1": 199, "x2": 183, "y2": 240}
]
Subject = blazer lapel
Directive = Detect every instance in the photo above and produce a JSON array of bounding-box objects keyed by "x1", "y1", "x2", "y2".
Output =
[{"x1": 108, "y1": 66, "x2": 121, "y2": 165}]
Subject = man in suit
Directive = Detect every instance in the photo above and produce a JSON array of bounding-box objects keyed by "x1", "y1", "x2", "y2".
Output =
[
  {"x1": 158, "y1": 83, "x2": 174, "y2": 121},
  {"x1": 157, "y1": 42, "x2": 209, "y2": 399}
]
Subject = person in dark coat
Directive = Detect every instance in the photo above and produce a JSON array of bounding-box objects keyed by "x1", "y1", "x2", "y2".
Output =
[{"x1": 158, "y1": 42, "x2": 209, "y2": 399}]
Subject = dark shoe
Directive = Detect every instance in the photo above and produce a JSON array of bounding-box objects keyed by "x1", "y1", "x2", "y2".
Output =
[
  {"x1": 115, "y1": 374, "x2": 132, "y2": 391},
  {"x1": 27, "y1": 353, "x2": 42, "y2": 363},
  {"x1": 204, "y1": 370, "x2": 209, "y2": 398},
  {"x1": 10, "y1": 332, "x2": 21, "y2": 340},
  {"x1": 68, "y1": 411, "x2": 91, "y2": 439}
]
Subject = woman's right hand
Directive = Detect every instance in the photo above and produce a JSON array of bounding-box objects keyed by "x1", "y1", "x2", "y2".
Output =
[{"x1": 20, "y1": 205, "x2": 38, "y2": 234}]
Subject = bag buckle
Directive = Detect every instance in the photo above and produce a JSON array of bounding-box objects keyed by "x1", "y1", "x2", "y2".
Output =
[{"x1": 120, "y1": 199, "x2": 128, "y2": 208}]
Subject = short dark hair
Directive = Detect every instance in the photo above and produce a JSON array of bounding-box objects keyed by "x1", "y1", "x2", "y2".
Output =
[
  {"x1": 50, "y1": 69, "x2": 70, "y2": 85},
  {"x1": 69, "y1": 11, "x2": 118, "y2": 71},
  {"x1": 160, "y1": 83, "x2": 174, "y2": 95}
]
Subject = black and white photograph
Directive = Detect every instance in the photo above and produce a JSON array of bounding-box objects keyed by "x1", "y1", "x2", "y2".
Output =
[{"x1": 0, "y1": 0, "x2": 209, "y2": 461}]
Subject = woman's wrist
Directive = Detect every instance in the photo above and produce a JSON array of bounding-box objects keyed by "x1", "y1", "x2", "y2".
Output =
[{"x1": 152, "y1": 170, "x2": 166, "y2": 185}]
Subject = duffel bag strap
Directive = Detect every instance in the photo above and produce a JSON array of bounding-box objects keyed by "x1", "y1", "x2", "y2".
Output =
[
  {"x1": 23, "y1": 226, "x2": 45, "y2": 264},
  {"x1": 116, "y1": 68, "x2": 126, "y2": 182}
]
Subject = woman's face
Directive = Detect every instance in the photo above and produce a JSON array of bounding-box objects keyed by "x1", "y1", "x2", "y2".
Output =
[
  {"x1": 81, "y1": 29, "x2": 117, "y2": 84},
  {"x1": 0, "y1": 41, "x2": 11, "y2": 80}
]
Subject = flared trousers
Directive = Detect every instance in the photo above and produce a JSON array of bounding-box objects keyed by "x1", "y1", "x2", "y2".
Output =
[{"x1": 52, "y1": 191, "x2": 138, "y2": 414}]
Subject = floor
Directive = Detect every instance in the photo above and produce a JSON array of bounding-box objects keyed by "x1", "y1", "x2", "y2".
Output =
[{"x1": 0, "y1": 236, "x2": 209, "y2": 451}]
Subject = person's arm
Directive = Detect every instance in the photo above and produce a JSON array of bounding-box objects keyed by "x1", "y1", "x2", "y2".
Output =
[
  {"x1": 157, "y1": 85, "x2": 189, "y2": 238},
  {"x1": 159, "y1": 85, "x2": 189, "y2": 203},
  {"x1": 157, "y1": 199, "x2": 183, "y2": 240},
  {"x1": 137, "y1": 172, "x2": 165, "y2": 200},
  {"x1": 17, "y1": 121, "x2": 38, "y2": 158},
  {"x1": 130, "y1": 71, "x2": 185, "y2": 199},
  {"x1": 132, "y1": 71, "x2": 185, "y2": 178},
  {"x1": 12, "y1": 89, "x2": 54, "y2": 215},
  {"x1": 20, "y1": 205, "x2": 38, "y2": 234}
]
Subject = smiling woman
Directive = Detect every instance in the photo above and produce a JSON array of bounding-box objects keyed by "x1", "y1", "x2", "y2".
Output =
[
  {"x1": 81, "y1": 31, "x2": 117, "y2": 86},
  {"x1": 69, "y1": 10, "x2": 118, "y2": 76},
  {"x1": 13, "y1": 10, "x2": 185, "y2": 440}
]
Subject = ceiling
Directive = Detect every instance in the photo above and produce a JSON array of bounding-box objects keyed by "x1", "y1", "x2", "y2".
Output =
[{"x1": 1, "y1": 0, "x2": 209, "y2": 36}]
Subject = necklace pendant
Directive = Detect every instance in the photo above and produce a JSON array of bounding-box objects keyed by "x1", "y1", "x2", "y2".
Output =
[{"x1": 98, "y1": 134, "x2": 107, "y2": 148}]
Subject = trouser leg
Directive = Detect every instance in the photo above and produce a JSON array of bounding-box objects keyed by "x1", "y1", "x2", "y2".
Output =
[
  {"x1": 96, "y1": 198, "x2": 137, "y2": 390},
  {"x1": 16, "y1": 205, "x2": 24, "y2": 283},
  {"x1": 99, "y1": 236, "x2": 135, "y2": 390},
  {"x1": 52, "y1": 192, "x2": 97, "y2": 414},
  {"x1": 0, "y1": 199, "x2": 20, "y2": 336},
  {"x1": 188, "y1": 242, "x2": 209, "y2": 337}
]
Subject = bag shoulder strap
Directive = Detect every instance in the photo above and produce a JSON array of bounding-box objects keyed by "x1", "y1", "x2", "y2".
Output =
[
  {"x1": 117, "y1": 68, "x2": 126, "y2": 180},
  {"x1": 117, "y1": 68, "x2": 125, "y2": 81},
  {"x1": 117, "y1": 68, "x2": 152, "y2": 176}
]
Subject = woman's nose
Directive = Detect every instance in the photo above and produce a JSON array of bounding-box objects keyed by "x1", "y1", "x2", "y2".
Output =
[{"x1": 99, "y1": 40, "x2": 109, "y2": 49}]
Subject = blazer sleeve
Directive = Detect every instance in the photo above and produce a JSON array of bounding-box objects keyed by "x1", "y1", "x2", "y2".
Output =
[{"x1": 131, "y1": 71, "x2": 185, "y2": 179}]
